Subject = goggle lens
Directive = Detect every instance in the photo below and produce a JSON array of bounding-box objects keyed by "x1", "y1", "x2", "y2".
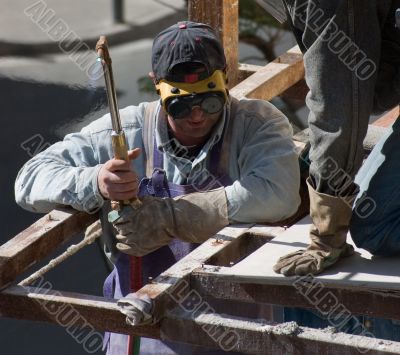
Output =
[{"x1": 166, "y1": 93, "x2": 225, "y2": 119}]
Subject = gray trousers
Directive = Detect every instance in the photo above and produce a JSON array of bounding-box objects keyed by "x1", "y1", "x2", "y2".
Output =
[{"x1": 284, "y1": 0, "x2": 400, "y2": 194}]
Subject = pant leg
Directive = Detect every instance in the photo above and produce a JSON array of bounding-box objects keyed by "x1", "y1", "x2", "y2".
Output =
[
  {"x1": 373, "y1": 0, "x2": 400, "y2": 113},
  {"x1": 285, "y1": 0, "x2": 393, "y2": 194},
  {"x1": 282, "y1": 1, "x2": 399, "y2": 342},
  {"x1": 350, "y1": 118, "x2": 400, "y2": 256}
]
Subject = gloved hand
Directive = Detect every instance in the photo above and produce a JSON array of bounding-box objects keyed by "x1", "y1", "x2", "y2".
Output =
[
  {"x1": 273, "y1": 239, "x2": 354, "y2": 276},
  {"x1": 112, "y1": 187, "x2": 228, "y2": 256},
  {"x1": 273, "y1": 178, "x2": 355, "y2": 276},
  {"x1": 117, "y1": 293, "x2": 153, "y2": 326}
]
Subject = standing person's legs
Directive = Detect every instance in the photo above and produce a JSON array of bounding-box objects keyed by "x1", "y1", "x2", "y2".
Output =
[
  {"x1": 279, "y1": 0, "x2": 397, "y2": 336},
  {"x1": 274, "y1": 0, "x2": 392, "y2": 277},
  {"x1": 295, "y1": 0, "x2": 389, "y2": 194}
]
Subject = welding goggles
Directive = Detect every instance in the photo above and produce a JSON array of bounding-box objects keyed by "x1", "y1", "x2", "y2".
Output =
[{"x1": 155, "y1": 70, "x2": 228, "y2": 119}]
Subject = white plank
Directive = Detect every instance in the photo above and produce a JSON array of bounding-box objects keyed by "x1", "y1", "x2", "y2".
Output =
[{"x1": 215, "y1": 216, "x2": 400, "y2": 290}]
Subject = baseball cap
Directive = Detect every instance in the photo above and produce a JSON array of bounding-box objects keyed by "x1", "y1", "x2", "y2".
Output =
[{"x1": 152, "y1": 21, "x2": 226, "y2": 83}]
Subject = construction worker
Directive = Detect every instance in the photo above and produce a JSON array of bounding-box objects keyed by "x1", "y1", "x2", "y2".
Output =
[
  {"x1": 273, "y1": 0, "x2": 400, "y2": 276},
  {"x1": 15, "y1": 21, "x2": 301, "y2": 354},
  {"x1": 271, "y1": 0, "x2": 400, "y2": 342}
]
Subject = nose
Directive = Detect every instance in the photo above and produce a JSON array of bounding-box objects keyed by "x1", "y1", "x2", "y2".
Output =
[{"x1": 189, "y1": 106, "x2": 205, "y2": 121}]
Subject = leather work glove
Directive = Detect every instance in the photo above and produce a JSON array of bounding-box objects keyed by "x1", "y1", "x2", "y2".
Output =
[
  {"x1": 117, "y1": 293, "x2": 153, "y2": 326},
  {"x1": 112, "y1": 187, "x2": 228, "y2": 256},
  {"x1": 273, "y1": 178, "x2": 355, "y2": 276}
]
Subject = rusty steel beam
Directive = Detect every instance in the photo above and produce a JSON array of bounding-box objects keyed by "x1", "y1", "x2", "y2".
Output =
[
  {"x1": 162, "y1": 308, "x2": 400, "y2": 354},
  {"x1": 0, "y1": 207, "x2": 97, "y2": 289},
  {"x1": 3, "y1": 284, "x2": 399, "y2": 354},
  {"x1": 190, "y1": 268, "x2": 400, "y2": 321},
  {"x1": 0, "y1": 225, "x2": 260, "y2": 334},
  {"x1": 0, "y1": 223, "x2": 258, "y2": 328},
  {"x1": 0, "y1": 285, "x2": 159, "y2": 338},
  {"x1": 231, "y1": 46, "x2": 304, "y2": 101},
  {"x1": 0, "y1": 226, "x2": 256, "y2": 339},
  {"x1": 134, "y1": 225, "x2": 255, "y2": 322}
]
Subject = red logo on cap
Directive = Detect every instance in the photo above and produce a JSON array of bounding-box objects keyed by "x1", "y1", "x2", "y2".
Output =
[
  {"x1": 184, "y1": 73, "x2": 199, "y2": 83},
  {"x1": 179, "y1": 24, "x2": 187, "y2": 29}
]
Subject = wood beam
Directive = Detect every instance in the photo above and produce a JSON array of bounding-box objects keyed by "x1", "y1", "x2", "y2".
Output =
[
  {"x1": 231, "y1": 46, "x2": 304, "y2": 101},
  {"x1": 188, "y1": 0, "x2": 239, "y2": 88},
  {"x1": 238, "y1": 63, "x2": 264, "y2": 82},
  {"x1": 238, "y1": 65, "x2": 308, "y2": 102},
  {"x1": 0, "y1": 207, "x2": 97, "y2": 289}
]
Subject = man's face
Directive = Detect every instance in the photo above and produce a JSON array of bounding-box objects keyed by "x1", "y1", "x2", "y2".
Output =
[
  {"x1": 167, "y1": 106, "x2": 222, "y2": 145},
  {"x1": 154, "y1": 64, "x2": 226, "y2": 145}
]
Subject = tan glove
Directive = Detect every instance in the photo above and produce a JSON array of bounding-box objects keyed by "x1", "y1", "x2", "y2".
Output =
[
  {"x1": 273, "y1": 178, "x2": 355, "y2": 276},
  {"x1": 112, "y1": 187, "x2": 228, "y2": 256},
  {"x1": 117, "y1": 293, "x2": 153, "y2": 325}
]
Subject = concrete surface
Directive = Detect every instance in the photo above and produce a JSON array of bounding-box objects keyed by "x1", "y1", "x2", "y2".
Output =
[{"x1": 0, "y1": 0, "x2": 186, "y2": 55}]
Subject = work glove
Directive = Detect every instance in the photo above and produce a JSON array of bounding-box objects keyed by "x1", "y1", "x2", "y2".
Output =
[
  {"x1": 273, "y1": 178, "x2": 355, "y2": 276},
  {"x1": 117, "y1": 293, "x2": 153, "y2": 326},
  {"x1": 112, "y1": 187, "x2": 228, "y2": 256}
]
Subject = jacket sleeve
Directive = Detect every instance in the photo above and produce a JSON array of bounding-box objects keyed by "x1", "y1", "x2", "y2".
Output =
[
  {"x1": 15, "y1": 129, "x2": 104, "y2": 214},
  {"x1": 225, "y1": 100, "x2": 301, "y2": 223},
  {"x1": 15, "y1": 104, "x2": 147, "y2": 214}
]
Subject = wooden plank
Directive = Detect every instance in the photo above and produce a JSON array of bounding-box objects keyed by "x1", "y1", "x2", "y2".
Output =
[
  {"x1": 230, "y1": 46, "x2": 304, "y2": 101},
  {"x1": 238, "y1": 63, "x2": 263, "y2": 82},
  {"x1": 188, "y1": 0, "x2": 239, "y2": 87},
  {"x1": 0, "y1": 207, "x2": 97, "y2": 288},
  {"x1": 162, "y1": 308, "x2": 400, "y2": 354},
  {"x1": 204, "y1": 217, "x2": 400, "y2": 290},
  {"x1": 0, "y1": 285, "x2": 159, "y2": 337}
]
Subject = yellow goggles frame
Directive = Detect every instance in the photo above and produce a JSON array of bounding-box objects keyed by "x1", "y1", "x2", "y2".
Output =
[{"x1": 155, "y1": 70, "x2": 228, "y2": 111}]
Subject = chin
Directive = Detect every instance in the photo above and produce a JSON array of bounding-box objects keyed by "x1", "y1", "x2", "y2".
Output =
[{"x1": 186, "y1": 127, "x2": 211, "y2": 138}]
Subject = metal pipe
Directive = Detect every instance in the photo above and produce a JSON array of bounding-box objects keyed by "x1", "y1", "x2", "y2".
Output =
[{"x1": 96, "y1": 36, "x2": 122, "y2": 134}]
